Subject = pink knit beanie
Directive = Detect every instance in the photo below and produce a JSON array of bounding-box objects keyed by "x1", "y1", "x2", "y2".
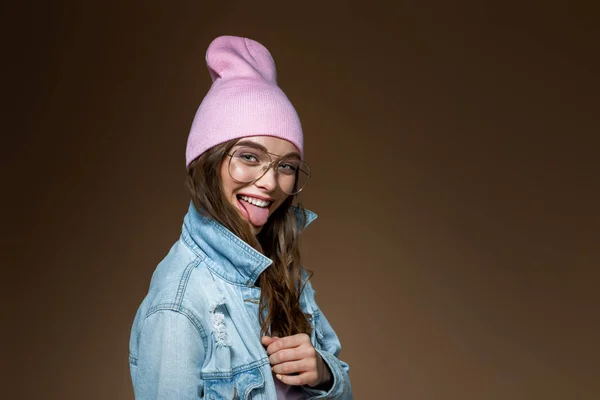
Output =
[{"x1": 185, "y1": 35, "x2": 304, "y2": 167}]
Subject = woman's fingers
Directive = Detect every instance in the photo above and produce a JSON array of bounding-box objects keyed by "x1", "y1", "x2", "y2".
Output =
[
  {"x1": 260, "y1": 335, "x2": 280, "y2": 347},
  {"x1": 271, "y1": 359, "x2": 315, "y2": 375},
  {"x1": 268, "y1": 343, "x2": 316, "y2": 365},
  {"x1": 275, "y1": 371, "x2": 319, "y2": 386},
  {"x1": 263, "y1": 333, "x2": 327, "y2": 387},
  {"x1": 265, "y1": 333, "x2": 309, "y2": 355}
]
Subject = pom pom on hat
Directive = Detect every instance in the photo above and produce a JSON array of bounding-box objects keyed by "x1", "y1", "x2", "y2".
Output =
[{"x1": 185, "y1": 36, "x2": 304, "y2": 167}]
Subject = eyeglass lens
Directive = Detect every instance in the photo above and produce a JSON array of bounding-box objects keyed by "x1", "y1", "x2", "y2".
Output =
[{"x1": 229, "y1": 147, "x2": 310, "y2": 195}]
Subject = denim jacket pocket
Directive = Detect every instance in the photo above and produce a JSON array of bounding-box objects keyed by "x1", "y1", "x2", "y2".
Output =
[{"x1": 202, "y1": 365, "x2": 265, "y2": 400}]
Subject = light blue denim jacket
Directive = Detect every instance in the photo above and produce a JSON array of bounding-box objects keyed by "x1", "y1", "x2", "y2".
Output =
[{"x1": 129, "y1": 203, "x2": 352, "y2": 399}]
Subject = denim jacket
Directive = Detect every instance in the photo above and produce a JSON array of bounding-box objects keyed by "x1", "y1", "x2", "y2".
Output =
[{"x1": 129, "y1": 203, "x2": 353, "y2": 399}]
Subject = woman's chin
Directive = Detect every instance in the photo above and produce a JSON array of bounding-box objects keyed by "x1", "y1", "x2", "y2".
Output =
[{"x1": 248, "y1": 220, "x2": 264, "y2": 235}]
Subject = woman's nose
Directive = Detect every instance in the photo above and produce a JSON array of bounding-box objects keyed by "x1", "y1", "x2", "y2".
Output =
[{"x1": 253, "y1": 164, "x2": 278, "y2": 191}]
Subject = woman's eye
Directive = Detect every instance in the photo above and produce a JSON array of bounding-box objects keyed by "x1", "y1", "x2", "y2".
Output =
[
  {"x1": 279, "y1": 163, "x2": 298, "y2": 173},
  {"x1": 238, "y1": 153, "x2": 259, "y2": 163}
]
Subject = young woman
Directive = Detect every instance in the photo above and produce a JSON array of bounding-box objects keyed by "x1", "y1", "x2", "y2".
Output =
[{"x1": 129, "y1": 35, "x2": 352, "y2": 399}]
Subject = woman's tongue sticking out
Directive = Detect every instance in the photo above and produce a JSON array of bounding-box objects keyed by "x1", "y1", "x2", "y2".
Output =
[{"x1": 239, "y1": 198, "x2": 270, "y2": 227}]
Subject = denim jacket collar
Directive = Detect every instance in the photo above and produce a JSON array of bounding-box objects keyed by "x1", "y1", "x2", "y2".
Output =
[{"x1": 181, "y1": 202, "x2": 317, "y2": 286}]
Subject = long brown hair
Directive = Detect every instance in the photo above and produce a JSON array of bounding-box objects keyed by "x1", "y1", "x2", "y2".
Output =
[{"x1": 186, "y1": 139, "x2": 312, "y2": 337}]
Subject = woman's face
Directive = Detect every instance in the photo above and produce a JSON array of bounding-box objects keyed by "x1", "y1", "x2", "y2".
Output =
[{"x1": 220, "y1": 136, "x2": 300, "y2": 235}]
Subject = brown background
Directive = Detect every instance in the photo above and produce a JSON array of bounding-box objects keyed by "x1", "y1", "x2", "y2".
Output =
[{"x1": 2, "y1": 1, "x2": 599, "y2": 399}]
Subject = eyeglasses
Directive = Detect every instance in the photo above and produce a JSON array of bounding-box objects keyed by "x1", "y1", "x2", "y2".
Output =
[{"x1": 227, "y1": 146, "x2": 311, "y2": 195}]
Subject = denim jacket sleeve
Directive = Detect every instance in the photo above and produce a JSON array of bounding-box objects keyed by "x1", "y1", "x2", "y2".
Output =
[
  {"x1": 131, "y1": 309, "x2": 206, "y2": 399},
  {"x1": 303, "y1": 306, "x2": 353, "y2": 399}
]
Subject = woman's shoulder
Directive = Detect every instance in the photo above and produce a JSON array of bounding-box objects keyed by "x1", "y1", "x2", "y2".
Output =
[{"x1": 137, "y1": 238, "x2": 223, "y2": 324}]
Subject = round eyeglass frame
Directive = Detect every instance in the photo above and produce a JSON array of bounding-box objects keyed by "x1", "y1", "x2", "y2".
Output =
[{"x1": 226, "y1": 149, "x2": 311, "y2": 195}]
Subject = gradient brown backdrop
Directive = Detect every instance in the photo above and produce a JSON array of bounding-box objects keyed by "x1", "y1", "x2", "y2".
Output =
[{"x1": 2, "y1": 1, "x2": 599, "y2": 399}]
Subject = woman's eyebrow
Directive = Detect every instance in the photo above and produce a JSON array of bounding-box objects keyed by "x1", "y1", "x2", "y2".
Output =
[
  {"x1": 234, "y1": 140, "x2": 267, "y2": 151},
  {"x1": 234, "y1": 140, "x2": 301, "y2": 158},
  {"x1": 282, "y1": 152, "x2": 301, "y2": 159}
]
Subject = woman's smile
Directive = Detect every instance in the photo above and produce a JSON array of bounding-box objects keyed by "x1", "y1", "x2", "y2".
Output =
[{"x1": 220, "y1": 136, "x2": 299, "y2": 234}]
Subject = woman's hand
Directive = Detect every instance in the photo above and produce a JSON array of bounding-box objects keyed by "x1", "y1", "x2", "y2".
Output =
[{"x1": 261, "y1": 334, "x2": 332, "y2": 388}]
